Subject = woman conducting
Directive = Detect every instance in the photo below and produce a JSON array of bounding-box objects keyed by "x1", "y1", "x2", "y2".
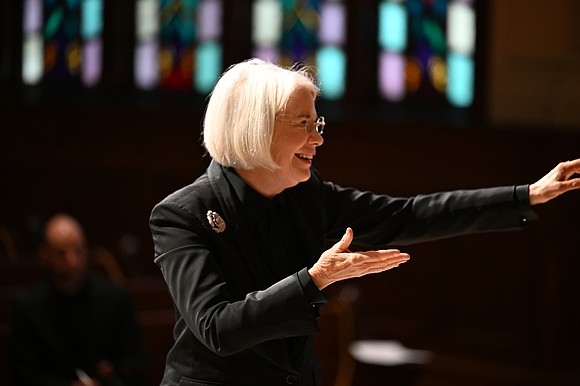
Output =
[{"x1": 150, "y1": 58, "x2": 580, "y2": 386}]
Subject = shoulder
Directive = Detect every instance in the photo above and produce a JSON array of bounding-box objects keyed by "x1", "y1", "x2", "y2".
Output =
[
  {"x1": 151, "y1": 170, "x2": 217, "y2": 220},
  {"x1": 150, "y1": 164, "x2": 231, "y2": 238},
  {"x1": 160, "y1": 173, "x2": 213, "y2": 209},
  {"x1": 86, "y1": 274, "x2": 134, "y2": 310},
  {"x1": 12, "y1": 282, "x2": 49, "y2": 309}
]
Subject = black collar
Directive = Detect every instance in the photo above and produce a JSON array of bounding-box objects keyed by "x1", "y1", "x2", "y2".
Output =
[{"x1": 221, "y1": 165, "x2": 277, "y2": 225}]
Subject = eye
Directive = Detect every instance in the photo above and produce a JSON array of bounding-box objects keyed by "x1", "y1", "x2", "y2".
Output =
[{"x1": 298, "y1": 119, "x2": 309, "y2": 127}]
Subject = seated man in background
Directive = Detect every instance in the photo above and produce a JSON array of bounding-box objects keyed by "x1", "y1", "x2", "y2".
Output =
[{"x1": 10, "y1": 213, "x2": 146, "y2": 386}]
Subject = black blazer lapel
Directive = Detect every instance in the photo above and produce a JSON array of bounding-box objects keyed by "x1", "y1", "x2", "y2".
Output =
[{"x1": 206, "y1": 161, "x2": 275, "y2": 289}]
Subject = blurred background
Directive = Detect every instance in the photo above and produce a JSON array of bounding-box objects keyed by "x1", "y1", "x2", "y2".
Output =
[{"x1": 1, "y1": 0, "x2": 579, "y2": 385}]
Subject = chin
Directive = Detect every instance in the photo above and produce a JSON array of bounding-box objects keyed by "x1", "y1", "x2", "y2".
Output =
[{"x1": 295, "y1": 170, "x2": 312, "y2": 184}]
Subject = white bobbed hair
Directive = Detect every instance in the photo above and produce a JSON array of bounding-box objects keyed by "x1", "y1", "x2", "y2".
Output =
[{"x1": 202, "y1": 58, "x2": 319, "y2": 170}]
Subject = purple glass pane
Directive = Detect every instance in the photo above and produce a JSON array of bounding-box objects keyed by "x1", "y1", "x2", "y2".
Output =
[
  {"x1": 135, "y1": 41, "x2": 159, "y2": 89},
  {"x1": 198, "y1": 0, "x2": 222, "y2": 41},
  {"x1": 23, "y1": 0, "x2": 42, "y2": 34},
  {"x1": 319, "y1": 2, "x2": 345, "y2": 46},
  {"x1": 82, "y1": 39, "x2": 102, "y2": 87},
  {"x1": 253, "y1": 46, "x2": 279, "y2": 63},
  {"x1": 379, "y1": 51, "x2": 405, "y2": 102}
]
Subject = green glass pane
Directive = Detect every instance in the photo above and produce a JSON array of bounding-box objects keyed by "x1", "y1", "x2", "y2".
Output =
[
  {"x1": 422, "y1": 18, "x2": 446, "y2": 56},
  {"x1": 45, "y1": 6, "x2": 65, "y2": 39}
]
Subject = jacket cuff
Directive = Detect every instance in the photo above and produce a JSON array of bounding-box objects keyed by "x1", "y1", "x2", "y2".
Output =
[
  {"x1": 515, "y1": 184, "x2": 539, "y2": 222},
  {"x1": 297, "y1": 268, "x2": 327, "y2": 306}
]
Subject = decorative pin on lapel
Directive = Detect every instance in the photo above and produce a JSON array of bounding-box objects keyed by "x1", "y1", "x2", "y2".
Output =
[{"x1": 207, "y1": 210, "x2": 226, "y2": 233}]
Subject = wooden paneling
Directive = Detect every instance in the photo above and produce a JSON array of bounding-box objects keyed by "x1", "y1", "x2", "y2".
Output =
[{"x1": 2, "y1": 104, "x2": 578, "y2": 385}]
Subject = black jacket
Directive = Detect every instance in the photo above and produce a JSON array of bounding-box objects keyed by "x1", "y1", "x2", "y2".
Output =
[{"x1": 150, "y1": 160, "x2": 534, "y2": 386}]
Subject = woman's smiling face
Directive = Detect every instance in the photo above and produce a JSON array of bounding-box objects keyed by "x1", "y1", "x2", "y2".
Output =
[{"x1": 270, "y1": 86, "x2": 324, "y2": 190}]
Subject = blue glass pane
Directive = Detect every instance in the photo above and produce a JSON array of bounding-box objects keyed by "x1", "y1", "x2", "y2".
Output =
[
  {"x1": 81, "y1": 0, "x2": 103, "y2": 39},
  {"x1": 379, "y1": 2, "x2": 407, "y2": 52},
  {"x1": 447, "y1": 52, "x2": 473, "y2": 107},
  {"x1": 195, "y1": 42, "x2": 222, "y2": 93},
  {"x1": 316, "y1": 46, "x2": 345, "y2": 100}
]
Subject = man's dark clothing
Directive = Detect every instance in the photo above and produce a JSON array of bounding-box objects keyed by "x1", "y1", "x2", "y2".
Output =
[{"x1": 11, "y1": 274, "x2": 145, "y2": 386}]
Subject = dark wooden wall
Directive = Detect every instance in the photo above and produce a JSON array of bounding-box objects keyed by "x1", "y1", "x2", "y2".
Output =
[{"x1": 1, "y1": 101, "x2": 579, "y2": 385}]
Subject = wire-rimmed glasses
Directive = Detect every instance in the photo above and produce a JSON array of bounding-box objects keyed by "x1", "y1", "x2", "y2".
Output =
[{"x1": 276, "y1": 116, "x2": 326, "y2": 136}]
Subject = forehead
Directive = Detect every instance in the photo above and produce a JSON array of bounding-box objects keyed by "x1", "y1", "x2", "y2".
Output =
[
  {"x1": 284, "y1": 85, "x2": 317, "y2": 115},
  {"x1": 45, "y1": 218, "x2": 85, "y2": 248}
]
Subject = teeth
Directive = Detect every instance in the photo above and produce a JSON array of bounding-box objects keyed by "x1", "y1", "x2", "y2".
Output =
[{"x1": 297, "y1": 154, "x2": 313, "y2": 160}]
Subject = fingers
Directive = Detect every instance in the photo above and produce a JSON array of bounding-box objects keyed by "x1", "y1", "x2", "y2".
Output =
[
  {"x1": 560, "y1": 160, "x2": 580, "y2": 188},
  {"x1": 333, "y1": 227, "x2": 353, "y2": 253},
  {"x1": 310, "y1": 228, "x2": 411, "y2": 290},
  {"x1": 555, "y1": 159, "x2": 580, "y2": 181},
  {"x1": 530, "y1": 159, "x2": 580, "y2": 205},
  {"x1": 352, "y1": 249, "x2": 410, "y2": 276},
  {"x1": 564, "y1": 158, "x2": 580, "y2": 174}
]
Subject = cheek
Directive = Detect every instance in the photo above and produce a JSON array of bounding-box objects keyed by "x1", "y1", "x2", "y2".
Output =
[{"x1": 271, "y1": 135, "x2": 300, "y2": 164}]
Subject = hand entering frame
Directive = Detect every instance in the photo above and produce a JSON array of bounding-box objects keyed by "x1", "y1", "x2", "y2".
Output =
[{"x1": 530, "y1": 159, "x2": 580, "y2": 205}]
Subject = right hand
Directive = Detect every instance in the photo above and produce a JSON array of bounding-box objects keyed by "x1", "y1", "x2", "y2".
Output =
[{"x1": 308, "y1": 228, "x2": 410, "y2": 290}]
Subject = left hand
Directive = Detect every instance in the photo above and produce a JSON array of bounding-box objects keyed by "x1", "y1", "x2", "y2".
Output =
[{"x1": 529, "y1": 159, "x2": 580, "y2": 205}]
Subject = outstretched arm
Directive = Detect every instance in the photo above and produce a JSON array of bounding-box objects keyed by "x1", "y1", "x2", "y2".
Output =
[{"x1": 529, "y1": 159, "x2": 580, "y2": 205}]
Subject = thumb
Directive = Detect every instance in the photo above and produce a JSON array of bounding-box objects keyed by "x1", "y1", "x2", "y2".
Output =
[{"x1": 333, "y1": 227, "x2": 353, "y2": 252}]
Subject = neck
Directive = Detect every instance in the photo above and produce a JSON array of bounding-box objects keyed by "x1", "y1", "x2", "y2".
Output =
[
  {"x1": 235, "y1": 167, "x2": 289, "y2": 199},
  {"x1": 52, "y1": 275, "x2": 86, "y2": 296}
]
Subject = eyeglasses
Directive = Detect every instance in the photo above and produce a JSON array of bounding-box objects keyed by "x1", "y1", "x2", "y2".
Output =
[{"x1": 276, "y1": 116, "x2": 326, "y2": 136}]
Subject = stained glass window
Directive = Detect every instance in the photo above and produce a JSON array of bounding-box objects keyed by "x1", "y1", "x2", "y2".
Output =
[
  {"x1": 252, "y1": 0, "x2": 346, "y2": 100},
  {"x1": 22, "y1": 0, "x2": 104, "y2": 87},
  {"x1": 134, "y1": 0, "x2": 224, "y2": 94},
  {"x1": 378, "y1": 0, "x2": 477, "y2": 107}
]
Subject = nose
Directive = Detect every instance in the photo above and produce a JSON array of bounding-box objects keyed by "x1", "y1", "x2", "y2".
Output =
[
  {"x1": 64, "y1": 248, "x2": 86, "y2": 270},
  {"x1": 308, "y1": 130, "x2": 324, "y2": 146}
]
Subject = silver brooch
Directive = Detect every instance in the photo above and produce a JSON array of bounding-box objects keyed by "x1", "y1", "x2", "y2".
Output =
[{"x1": 207, "y1": 210, "x2": 226, "y2": 233}]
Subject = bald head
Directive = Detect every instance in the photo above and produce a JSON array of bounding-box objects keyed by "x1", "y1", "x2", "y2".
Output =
[{"x1": 40, "y1": 213, "x2": 89, "y2": 294}]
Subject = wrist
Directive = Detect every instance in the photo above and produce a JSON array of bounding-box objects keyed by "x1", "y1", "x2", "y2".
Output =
[{"x1": 308, "y1": 266, "x2": 329, "y2": 290}]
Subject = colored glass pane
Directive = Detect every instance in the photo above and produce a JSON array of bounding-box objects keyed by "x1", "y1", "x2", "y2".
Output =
[
  {"x1": 253, "y1": 0, "x2": 283, "y2": 48},
  {"x1": 43, "y1": 0, "x2": 82, "y2": 83},
  {"x1": 447, "y1": 52, "x2": 473, "y2": 107},
  {"x1": 317, "y1": 46, "x2": 345, "y2": 100},
  {"x1": 81, "y1": 0, "x2": 102, "y2": 39},
  {"x1": 195, "y1": 42, "x2": 222, "y2": 93},
  {"x1": 22, "y1": 0, "x2": 44, "y2": 84},
  {"x1": 379, "y1": 51, "x2": 405, "y2": 101},
  {"x1": 379, "y1": 2, "x2": 407, "y2": 52},
  {"x1": 318, "y1": 2, "x2": 345, "y2": 45},
  {"x1": 447, "y1": 2, "x2": 475, "y2": 54}
]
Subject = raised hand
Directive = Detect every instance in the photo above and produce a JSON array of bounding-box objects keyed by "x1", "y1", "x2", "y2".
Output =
[
  {"x1": 308, "y1": 227, "x2": 410, "y2": 290},
  {"x1": 529, "y1": 159, "x2": 580, "y2": 205}
]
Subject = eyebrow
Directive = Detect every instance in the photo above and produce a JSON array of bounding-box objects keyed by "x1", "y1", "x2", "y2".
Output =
[{"x1": 293, "y1": 113, "x2": 316, "y2": 120}]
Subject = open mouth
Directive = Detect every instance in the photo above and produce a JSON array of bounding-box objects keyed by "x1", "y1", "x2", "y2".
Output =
[{"x1": 296, "y1": 153, "x2": 313, "y2": 162}]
